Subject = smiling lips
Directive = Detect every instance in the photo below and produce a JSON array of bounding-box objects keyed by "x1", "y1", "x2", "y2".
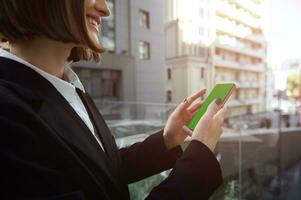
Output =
[{"x1": 86, "y1": 14, "x2": 101, "y2": 33}]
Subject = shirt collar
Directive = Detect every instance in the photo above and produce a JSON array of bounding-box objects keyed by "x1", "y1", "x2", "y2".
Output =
[{"x1": 0, "y1": 48, "x2": 85, "y2": 103}]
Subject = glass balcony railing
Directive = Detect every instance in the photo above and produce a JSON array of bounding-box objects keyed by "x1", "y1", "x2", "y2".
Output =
[{"x1": 94, "y1": 100, "x2": 301, "y2": 200}]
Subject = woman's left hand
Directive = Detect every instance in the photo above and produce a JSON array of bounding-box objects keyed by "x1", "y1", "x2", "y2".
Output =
[{"x1": 163, "y1": 89, "x2": 206, "y2": 150}]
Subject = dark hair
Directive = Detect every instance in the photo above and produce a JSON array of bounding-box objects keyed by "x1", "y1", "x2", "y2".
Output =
[{"x1": 0, "y1": 0, "x2": 105, "y2": 62}]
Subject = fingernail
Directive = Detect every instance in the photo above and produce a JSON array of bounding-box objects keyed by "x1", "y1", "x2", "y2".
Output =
[{"x1": 215, "y1": 98, "x2": 222, "y2": 105}]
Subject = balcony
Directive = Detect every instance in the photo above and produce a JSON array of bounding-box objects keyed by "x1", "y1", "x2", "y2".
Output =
[
  {"x1": 216, "y1": 27, "x2": 266, "y2": 45},
  {"x1": 244, "y1": 97, "x2": 264, "y2": 105},
  {"x1": 227, "y1": 99, "x2": 244, "y2": 107},
  {"x1": 239, "y1": 81, "x2": 261, "y2": 89},
  {"x1": 245, "y1": 34, "x2": 266, "y2": 44},
  {"x1": 242, "y1": 63, "x2": 265, "y2": 71},
  {"x1": 214, "y1": 56, "x2": 265, "y2": 72},
  {"x1": 215, "y1": 40, "x2": 266, "y2": 59},
  {"x1": 216, "y1": 0, "x2": 260, "y2": 29},
  {"x1": 238, "y1": 81, "x2": 261, "y2": 88},
  {"x1": 226, "y1": 97, "x2": 263, "y2": 108},
  {"x1": 231, "y1": 0, "x2": 262, "y2": 18}
]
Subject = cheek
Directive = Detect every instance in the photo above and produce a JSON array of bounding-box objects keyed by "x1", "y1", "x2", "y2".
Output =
[{"x1": 84, "y1": 0, "x2": 93, "y2": 9}]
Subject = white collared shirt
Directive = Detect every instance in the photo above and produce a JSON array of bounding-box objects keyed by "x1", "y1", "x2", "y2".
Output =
[{"x1": 0, "y1": 48, "x2": 105, "y2": 151}]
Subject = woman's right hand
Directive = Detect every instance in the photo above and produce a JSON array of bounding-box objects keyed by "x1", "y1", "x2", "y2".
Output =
[{"x1": 191, "y1": 99, "x2": 227, "y2": 152}]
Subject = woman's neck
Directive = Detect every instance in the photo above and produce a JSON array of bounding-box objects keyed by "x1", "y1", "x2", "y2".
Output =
[{"x1": 10, "y1": 37, "x2": 73, "y2": 79}]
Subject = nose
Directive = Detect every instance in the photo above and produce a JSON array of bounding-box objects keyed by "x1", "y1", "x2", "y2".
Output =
[{"x1": 95, "y1": 0, "x2": 110, "y2": 17}]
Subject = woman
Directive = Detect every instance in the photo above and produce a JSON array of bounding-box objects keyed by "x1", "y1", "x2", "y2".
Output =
[{"x1": 0, "y1": 0, "x2": 227, "y2": 199}]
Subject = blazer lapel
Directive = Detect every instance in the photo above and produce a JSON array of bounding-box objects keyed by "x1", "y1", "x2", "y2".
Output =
[
  {"x1": 38, "y1": 95, "x2": 111, "y2": 171},
  {"x1": 75, "y1": 88, "x2": 120, "y2": 163},
  {"x1": 38, "y1": 94, "x2": 124, "y2": 189},
  {"x1": 86, "y1": 94, "x2": 121, "y2": 165}
]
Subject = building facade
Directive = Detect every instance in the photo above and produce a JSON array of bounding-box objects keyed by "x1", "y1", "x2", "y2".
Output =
[
  {"x1": 73, "y1": 0, "x2": 166, "y2": 103},
  {"x1": 165, "y1": 0, "x2": 210, "y2": 103},
  {"x1": 165, "y1": 0, "x2": 267, "y2": 116},
  {"x1": 283, "y1": 59, "x2": 301, "y2": 101}
]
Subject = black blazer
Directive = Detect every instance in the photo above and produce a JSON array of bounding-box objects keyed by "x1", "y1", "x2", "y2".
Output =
[{"x1": 0, "y1": 57, "x2": 222, "y2": 200}]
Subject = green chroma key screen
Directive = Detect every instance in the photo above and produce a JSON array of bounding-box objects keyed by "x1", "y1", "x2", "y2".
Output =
[{"x1": 188, "y1": 83, "x2": 235, "y2": 131}]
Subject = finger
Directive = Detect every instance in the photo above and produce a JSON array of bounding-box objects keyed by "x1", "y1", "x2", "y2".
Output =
[
  {"x1": 182, "y1": 125, "x2": 193, "y2": 137},
  {"x1": 176, "y1": 89, "x2": 206, "y2": 113},
  {"x1": 214, "y1": 108, "x2": 227, "y2": 125},
  {"x1": 186, "y1": 89, "x2": 206, "y2": 106},
  {"x1": 216, "y1": 107, "x2": 227, "y2": 118},
  {"x1": 203, "y1": 98, "x2": 223, "y2": 119},
  {"x1": 188, "y1": 100, "x2": 205, "y2": 114}
]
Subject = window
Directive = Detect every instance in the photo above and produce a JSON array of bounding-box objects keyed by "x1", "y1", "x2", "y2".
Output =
[
  {"x1": 201, "y1": 68, "x2": 204, "y2": 79},
  {"x1": 198, "y1": 7, "x2": 204, "y2": 18},
  {"x1": 139, "y1": 41, "x2": 150, "y2": 60},
  {"x1": 199, "y1": 27, "x2": 204, "y2": 36},
  {"x1": 235, "y1": 53, "x2": 239, "y2": 62},
  {"x1": 73, "y1": 68, "x2": 121, "y2": 99},
  {"x1": 167, "y1": 68, "x2": 172, "y2": 80},
  {"x1": 139, "y1": 10, "x2": 150, "y2": 29},
  {"x1": 235, "y1": 90, "x2": 240, "y2": 100},
  {"x1": 199, "y1": 47, "x2": 205, "y2": 57},
  {"x1": 166, "y1": 90, "x2": 172, "y2": 102},
  {"x1": 235, "y1": 72, "x2": 240, "y2": 81},
  {"x1": 101, "y1": 70, "x2": 121, "y2": 98}
]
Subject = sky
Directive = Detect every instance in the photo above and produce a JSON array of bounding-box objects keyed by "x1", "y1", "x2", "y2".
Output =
[{"x1": 263, "y1": 0, "x2": 301, "y2": 65}]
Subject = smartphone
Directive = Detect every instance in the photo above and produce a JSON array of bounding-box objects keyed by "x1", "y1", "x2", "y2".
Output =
[{"x1": 187, "y1": 83, "x2": 236, "y2": 131}]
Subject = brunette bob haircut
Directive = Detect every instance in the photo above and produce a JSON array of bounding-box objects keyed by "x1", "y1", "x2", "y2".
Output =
[{"x1": 0, "y1": 0, "x2": 105, "y2": 62}]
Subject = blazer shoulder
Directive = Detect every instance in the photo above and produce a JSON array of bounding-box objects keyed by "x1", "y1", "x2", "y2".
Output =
[
  {"x1": 0, "y1": 80, "x2": 26, "y2": 103},
  {"x1": 0, "y1": 81, "x2": 19, "y2": 102},
  {"x1": 0, "y1": 80, "x2": 42, "y2": 114}
]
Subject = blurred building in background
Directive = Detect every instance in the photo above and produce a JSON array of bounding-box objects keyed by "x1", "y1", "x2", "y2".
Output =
[
  {"x1": 73, "y1": 0, "x2": 166, "y2": 103},
  {"x1": 165, "y1": 0, "x2": 210, "y2": 103},
  {"x1": 165, "y1": 0, "x2": 267, "y2": 116},
  {"x1": 284, "y1": 59, "x2": 301, "y2": 101},
  {"x1": 265, "y1": 64, "x2": 276, "y2": 111}
]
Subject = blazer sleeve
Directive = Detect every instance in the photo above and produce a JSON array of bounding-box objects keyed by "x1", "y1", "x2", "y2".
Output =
[
  {"x1": 145, "y1": 140, "x2": 223, "y2": 200},
  {"x1": 119, "y1": 130, "x2": 183, "y2": 184}
]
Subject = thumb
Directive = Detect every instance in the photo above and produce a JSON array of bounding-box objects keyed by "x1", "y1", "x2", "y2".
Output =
[{"x1": 203, "y1": 98, "x2": 223, "y2": 119}]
